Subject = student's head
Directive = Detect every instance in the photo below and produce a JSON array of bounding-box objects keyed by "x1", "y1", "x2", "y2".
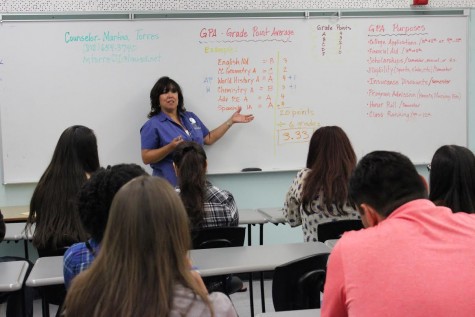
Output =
[
  {"x1": 51, "y1": 125, "x2": 100, "y2": 174},
  {"x1": 77, "y1": 164, "x2": 147, "y2": 244},
  {"x1": 302, "y1": 126, "x2": 356, "y2": 215},
  {"x1": 429, "y1": 145, "x2": 475, "y2": 213},
  {"x1": 148, "y1": 76, "x2": 185, "y2": 118},
  {"x1": 173, "y1": 141, "x2": 207, "y2": 227},
  {"x1": 349, "y1": 151, "x2": 427, "y2": 227},
  {"x1": 28, "y1": 125, "x2": 100, "y2": 250},
  {"x1": 64, "y1": 176, "x2": 210, "y2": 316},
  {"x1": 306, "y1": 126, "x2": 355, "y2": 169}
]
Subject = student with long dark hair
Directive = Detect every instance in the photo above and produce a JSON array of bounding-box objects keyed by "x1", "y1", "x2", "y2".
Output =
[
  {"x1": 284, "y1": 126, "x2": 360, "y2": 242},
  {"x1": 429, "y1": 144, "x2": 475, "y2": 213},
  {"x1": 26, "y1": 125, "x2": 100, "y2": 311},
  {"x1": 64, "y1": 176, "x2": 237, "y2": 317},
  {"x1": 173, "y1": 141, "x2": 238, "y2": 229},
  {"x1": 27, "y1": 125, "x2": 100, "y2": 255}
]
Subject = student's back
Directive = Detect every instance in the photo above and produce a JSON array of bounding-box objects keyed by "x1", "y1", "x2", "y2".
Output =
[
  {"x1": 284, "y1": 126, "x2": 360, "y2": 242},
  {"x1": 63, "y1": 163, "x2": 147, "y2": 288},
  {"x1": 327, "y1": 202, "x2": 475, "y2": 316},
  {"x1": 173, "y1": 141, "x2": 239, "y2": 229},
  {"x1": 322, "y1": 151, "x2": 475, "y2": 317},
  {"x1": 27, "y1": 125, "x2": 100, "y2": 254}
]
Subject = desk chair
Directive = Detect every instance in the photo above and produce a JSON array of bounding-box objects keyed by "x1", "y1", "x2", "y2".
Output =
[
  {"x1": 272, "y1": 253, "x2": 329, "y2": 311},
  {"x1": 192, "y1": 227, "x2": 246, "y2": 295},
  {"x1": 37, "y1": 247, "x2": 69, "y2": 317},
  {"x1": 0, "y1": 260, "x2": 32, "y2": 317},
  {"x1": 317, "y1": 219, "x2": 363, "y2": 242}
]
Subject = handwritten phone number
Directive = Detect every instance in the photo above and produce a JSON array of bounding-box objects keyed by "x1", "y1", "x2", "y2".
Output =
[{"x1": 83, "y1": 43, "x2": 137, "y2": 53}]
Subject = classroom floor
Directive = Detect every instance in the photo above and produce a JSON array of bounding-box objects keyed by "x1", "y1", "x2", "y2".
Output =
[{"x1": 26, "y1": 279, "x2": 274, "y2": 317}]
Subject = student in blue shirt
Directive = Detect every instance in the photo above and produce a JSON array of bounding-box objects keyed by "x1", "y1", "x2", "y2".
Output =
[
  {"x1": 140, "y1": 76, "x2": 254, "y2": 186},
  {"x1": 63, "y1": 163, "x2": 147, "y2": 288}
]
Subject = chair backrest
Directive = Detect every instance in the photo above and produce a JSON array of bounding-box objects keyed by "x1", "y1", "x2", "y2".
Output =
[
  {"x1": 191, "y1": 227, "x2": 246, "y2": 249},
  {"x1": 191, "y1": 226, "x2": 246, "y2": 249},
  {"x1": 272, "y1": 252, "x2": 330, "y2": 311},
  {"x1": 317, "y1": 219, "x2": 363, "y2": 242},
  {"x1": 37, "y1": 246, "x2": 70, "y2": 257},
  {"x1": 298, "y1": 269, "x2": 326, "y2": 309},
  {"x1": 191, "y1": 227, "x2": 246, "y2": 295}
]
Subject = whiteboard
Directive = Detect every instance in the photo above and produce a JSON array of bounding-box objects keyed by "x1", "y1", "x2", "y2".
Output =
[{"x1": 0, "y1": 12, "x2": 468, "y2": 183}]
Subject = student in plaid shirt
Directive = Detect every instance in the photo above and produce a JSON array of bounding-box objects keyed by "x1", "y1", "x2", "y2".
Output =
[{"x1": 173, "y1": 141, "x2": 239, "y2": 229}]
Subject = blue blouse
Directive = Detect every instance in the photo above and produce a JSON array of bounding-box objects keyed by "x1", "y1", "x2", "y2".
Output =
[{"x1": 140, "y1": 111, "x2": 209, "y2": 186}]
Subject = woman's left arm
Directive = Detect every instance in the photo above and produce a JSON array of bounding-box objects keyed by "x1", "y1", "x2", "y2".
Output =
[{"x1": 204, "y1": 106, "x2": 254, "y2": 145}]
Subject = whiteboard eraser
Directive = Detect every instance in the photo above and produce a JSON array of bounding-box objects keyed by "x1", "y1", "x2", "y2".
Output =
[{"x1": 241, "y1": 167, "x2": 262, "y2": 172}]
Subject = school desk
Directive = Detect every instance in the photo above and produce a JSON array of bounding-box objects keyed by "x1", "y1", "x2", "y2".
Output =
[
  {"x1": 3, "y1": 223, "x2": 34, "y2": 259},
  {"x1": 190, "y1": 242, "x2": 330, "y2": 315},
  {"x1": 2, "y1": 205, "x2": 29, "y2": 223},
  {"x1": 256, "y1": 309, "x2": 321, "y2": 317},
  {"x1": 257, "y1": 207, "x2": 286, "y2": 225},
  {"x1": 0, "y1": 260, "x2": 29, "y2": 292}
]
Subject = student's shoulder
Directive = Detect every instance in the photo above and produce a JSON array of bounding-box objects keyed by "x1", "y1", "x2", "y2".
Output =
[
  {"x1": 336, "y1": 227, "x2": 372, "y2": 250},
  {"x1": 64, "y1": 242, "x2": 88, "y2": 259},
  {"x1": 206, "y1": 183, "x2": 233, "y2": 201},
  {"x1": 208, "y1": 292, "x2": 237, "y2": 315}
]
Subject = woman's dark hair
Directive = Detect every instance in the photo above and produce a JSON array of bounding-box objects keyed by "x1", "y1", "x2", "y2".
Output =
[
  {"x1": 148, "y1": 76, "x2": 185, "y2": 118},
  {"x1": 27, "y1": 125, "x2": 100, "y2": 251},
  {"x1": 173, "y1": 142, "x2": 207, "y2": 227},
  {"x1": 302, "y1": 126, "x2": 357, "y2": 216},
  {"x1": 78, "y1": 164, "x2": 147, "y2": 243},
  {"x1": 429, "y1": 145, "x2": 475, "y2": 213}
]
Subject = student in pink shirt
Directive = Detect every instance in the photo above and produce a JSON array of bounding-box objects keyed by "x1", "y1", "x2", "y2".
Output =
[{"x1": 322, "y1": 151, "x2": 475, "y2": 317}]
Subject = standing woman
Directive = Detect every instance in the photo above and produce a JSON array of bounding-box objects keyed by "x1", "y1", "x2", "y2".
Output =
[
  {"x1": 141, "y1": 76, "x2": 254, "y2": 186},
  {"x1": 429, "y1": 145, "x2": 475, "y2": 213},
  {"x1": 283, "y1": 126, "x2": 360, "y2": 242},
  {"x1": 27, "y1": 125, "x2": 100, "y2": 256},
  {"x1": 64, "y1": 176, "x2": 237, "y2": 317},
  {"x1": 173, "y1": 141, "x2": 239, "y2": 229}
]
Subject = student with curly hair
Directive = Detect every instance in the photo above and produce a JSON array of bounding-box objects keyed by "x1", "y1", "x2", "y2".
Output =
[{"x1": 63, "y1": 163, "x2": 147, "y2": 288}]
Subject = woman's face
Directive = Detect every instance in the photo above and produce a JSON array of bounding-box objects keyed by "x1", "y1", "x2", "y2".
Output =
[{"x1": 159, "y1": 88, "x2": 179, "y2": 114}]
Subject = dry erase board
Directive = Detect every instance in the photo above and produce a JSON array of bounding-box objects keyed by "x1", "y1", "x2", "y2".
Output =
[{"x1": 0, "y1": 11, "x2": 468, "y2": 183}]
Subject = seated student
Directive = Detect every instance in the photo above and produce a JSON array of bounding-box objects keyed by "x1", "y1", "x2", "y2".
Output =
[
  {"x1": 322, "y1": 151, "x2": 475, "y2": 317},
  {"x1": 63, "y1": 164, "x2": 147, "y2": 289},
  {"x1": 0, "y1": 210, "x2": 34, "y2": 317},
  {"x1": 173, "y1": 141, "x2": 243, "y2": 294},
  {"x1": 429, "y1": 145, "x2": 475, "y2": 213},
  {"x1": 26, "y1": 125, "x2": 100, "y2": 311},
  {"x1": 283, "y1": 126, "x2": 360, "y2": 242},
  {"x1": 63, "y1": 176, "x2": 237, "y2": 317},
  {"x1": 27, "y1": 125, "x2": 100, "y2": 255},
  {"x1": 173, "y1": 141, "x2": 239, "y2": 229}
]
